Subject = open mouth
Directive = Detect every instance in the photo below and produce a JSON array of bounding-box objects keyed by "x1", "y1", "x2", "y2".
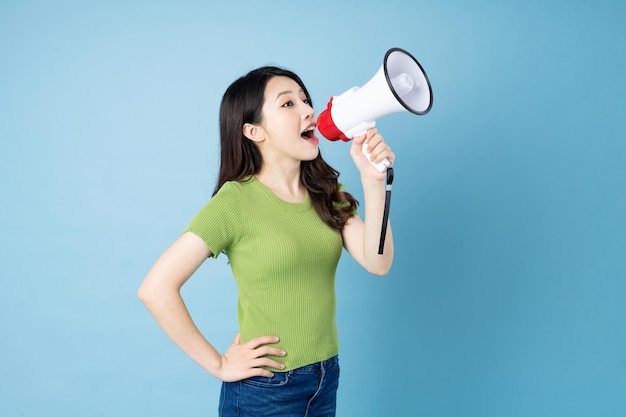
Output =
[{"x1": 301, "y1": 126, "x2": 318, "y2": 142}]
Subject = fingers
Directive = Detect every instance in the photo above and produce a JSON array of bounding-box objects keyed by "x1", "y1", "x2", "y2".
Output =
[
  {"x1": 245, "y1": 335, "x2": 280, "y2": 348},
  {"x1": 361, "y1": 128, "x2": 394, "y2": 166},
  {"x1": 250, "y1": 367, "x2": 276, "y2": 379},
  {"x1": 247, "y1": 338, "x2": 286, "y2": 366},
  {"x1": 251, "y1": 357, "x2": 287, "y2": 370},
  {"x1": 217, "y1": 334, "x2": 286, "y2": 382},
  {"x1": 353, "y1": 132, "x2": 367, "y2": 145},
  {"x1": 351, "y1": 128, "x2": 376, "y2": 157},
  {"x1": 242, "y1": 336, "x2": 285, "y2": 361},
  {"x1": 255, "y1": 345, "x2": 286, "y2": 358}
]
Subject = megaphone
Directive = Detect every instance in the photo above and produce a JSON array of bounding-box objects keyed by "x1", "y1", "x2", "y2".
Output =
[{"x1": 317, "y1": 47, "x2": 433, "y2": 172}]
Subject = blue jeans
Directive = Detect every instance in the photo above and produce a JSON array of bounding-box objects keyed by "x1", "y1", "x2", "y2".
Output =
[{"x1": 219, "y1": 355, "x2": 340, "y2": 417}]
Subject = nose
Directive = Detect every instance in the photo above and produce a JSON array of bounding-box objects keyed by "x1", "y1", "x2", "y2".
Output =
[{"x1": 303, "y1": 102, "x2": 315, "y2": 120}]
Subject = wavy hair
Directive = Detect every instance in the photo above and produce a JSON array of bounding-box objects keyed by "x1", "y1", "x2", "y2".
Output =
[{"x1": 214, "y1": 66, "x2": 358, "y2": 232}]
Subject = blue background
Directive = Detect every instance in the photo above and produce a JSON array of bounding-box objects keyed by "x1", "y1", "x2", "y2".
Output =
[{"x1": 1, "y1": 1, "x2": 625, "y2": 416}]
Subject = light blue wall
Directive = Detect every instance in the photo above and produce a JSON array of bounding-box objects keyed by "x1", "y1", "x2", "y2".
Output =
[{"x1": 1, "y1": 1, "x2": 624, "y2": 416}]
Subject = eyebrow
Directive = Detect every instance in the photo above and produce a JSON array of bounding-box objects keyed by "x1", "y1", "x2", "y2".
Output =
[{"x1": 275, "y1": 89, "x2": 304, "y2": 101}]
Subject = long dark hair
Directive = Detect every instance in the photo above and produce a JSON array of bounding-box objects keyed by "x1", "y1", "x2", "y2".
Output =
[{"x1": 214, "y1": 66, "x2": 358, "y2": 232}]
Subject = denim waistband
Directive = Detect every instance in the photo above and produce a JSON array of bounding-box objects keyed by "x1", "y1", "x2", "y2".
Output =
[{"x1": 291, "y1": 355, "x2": 339, "y2": 373}]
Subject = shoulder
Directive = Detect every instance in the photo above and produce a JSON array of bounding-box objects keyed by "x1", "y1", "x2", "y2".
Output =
[
  {"x1": 211, "y1": 178, "x2": 254, "y2": 204},
  {"x1": 203, "y1": 177, "x2": 265, "y2": 213},
  {"x1": 214, "y1": 176, "x2": 256, "y2": 196},
  {"x1": 192, "y1": 180, "x2": 248, "y2": 218}
]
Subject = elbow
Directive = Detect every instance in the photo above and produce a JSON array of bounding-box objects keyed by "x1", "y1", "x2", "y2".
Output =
[
  {"x1": 359, "y1": 253, "x2": 393, "y2": 276},
  {"x1": 137, "y1": 281, "x2": 159, "y2": 307},
  {"x1": 138, "y1": 277, "x2": 181, "y2": 309},
  {"x1": 367, "y1": 263, "x2": 392, "y2": 277},
  {"x1": 365, "y1": 251, "x2": 393, "y2": 276},
  {"x1": 137, "y1": 284, "x2": 150, "y2": 305},
  {"x1": 137, "y1": 284, "x2": 165, "y2": 314}
]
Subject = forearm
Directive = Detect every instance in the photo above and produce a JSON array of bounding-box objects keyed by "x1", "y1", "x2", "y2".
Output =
[
  {"x1": 360, "y1": 175, "x2": 394, "y2": 274},
  {"x1": 140, "y1": 287, "x2": 222, "y2": 377},
  {"x1": 138, "y1": 232, "x2": 286, "y2": 382}
]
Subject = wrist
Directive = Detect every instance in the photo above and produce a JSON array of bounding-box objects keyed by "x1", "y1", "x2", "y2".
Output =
[
  {"x1": 360, "y1": 174, "x2": 386, "y2": 188},
  {"x1": 200, "y1": 350, "x2": 224, "y2": 379},
  {"x1": 215, "y1": 355, "x2": 226, "y2": 376}
]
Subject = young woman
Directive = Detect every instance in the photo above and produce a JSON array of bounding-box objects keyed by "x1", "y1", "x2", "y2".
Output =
[{"x1": 138, "y1": 66, "x2": 394, "y2": 417}]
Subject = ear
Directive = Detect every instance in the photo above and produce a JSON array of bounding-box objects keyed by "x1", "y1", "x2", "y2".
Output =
[{"x1": 243, "y1": 123, "x2": 265, "y2": 143}]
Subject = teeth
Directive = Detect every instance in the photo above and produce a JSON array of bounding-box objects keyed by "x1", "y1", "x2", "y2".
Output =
[{"x1": 304, "y1": 126, "x2": 315, "y2": 133}]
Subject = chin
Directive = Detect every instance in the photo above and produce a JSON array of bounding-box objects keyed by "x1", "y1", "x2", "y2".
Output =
[{"x1": 303, "y1": 148, "x2": 320, "y2": 161}]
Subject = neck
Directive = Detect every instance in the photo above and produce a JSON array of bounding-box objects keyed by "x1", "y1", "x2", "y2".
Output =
[{"x1": 255, "y1": 162, "x2": 305, "y2": 203}]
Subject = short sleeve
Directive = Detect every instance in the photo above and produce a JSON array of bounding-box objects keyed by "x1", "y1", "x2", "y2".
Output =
[
  {"x1": 335, "y1": 183, "x2": 359, "y2": 216},
  {"x1": 184, "y1": 182, "x2": 242, "y2": 259}
]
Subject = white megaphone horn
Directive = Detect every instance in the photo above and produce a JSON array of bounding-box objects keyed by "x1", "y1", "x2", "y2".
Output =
[{"x1": 317, "y1": 47, "x2": 433, "y2": 172}]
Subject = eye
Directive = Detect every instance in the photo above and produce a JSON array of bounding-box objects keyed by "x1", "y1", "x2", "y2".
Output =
[
  {"x1": 281, "y1": 100, "x2": 294, "y2": 107},
  {"x1": 303, "y1": 98, "x2": 312, "y2": 106}
]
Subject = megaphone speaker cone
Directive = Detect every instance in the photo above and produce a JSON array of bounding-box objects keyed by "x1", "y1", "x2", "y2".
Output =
[
  {"x1": 317, "y1": 47, "x2": 433, "y2": 142},
  {"x1": 384, "y1": 47, "x2": 433, "y2": 115}
]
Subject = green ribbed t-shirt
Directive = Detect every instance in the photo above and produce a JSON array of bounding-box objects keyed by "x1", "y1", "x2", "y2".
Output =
[{"x1": 185, "y1": 176, "x2": 344, "y2": 371}]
